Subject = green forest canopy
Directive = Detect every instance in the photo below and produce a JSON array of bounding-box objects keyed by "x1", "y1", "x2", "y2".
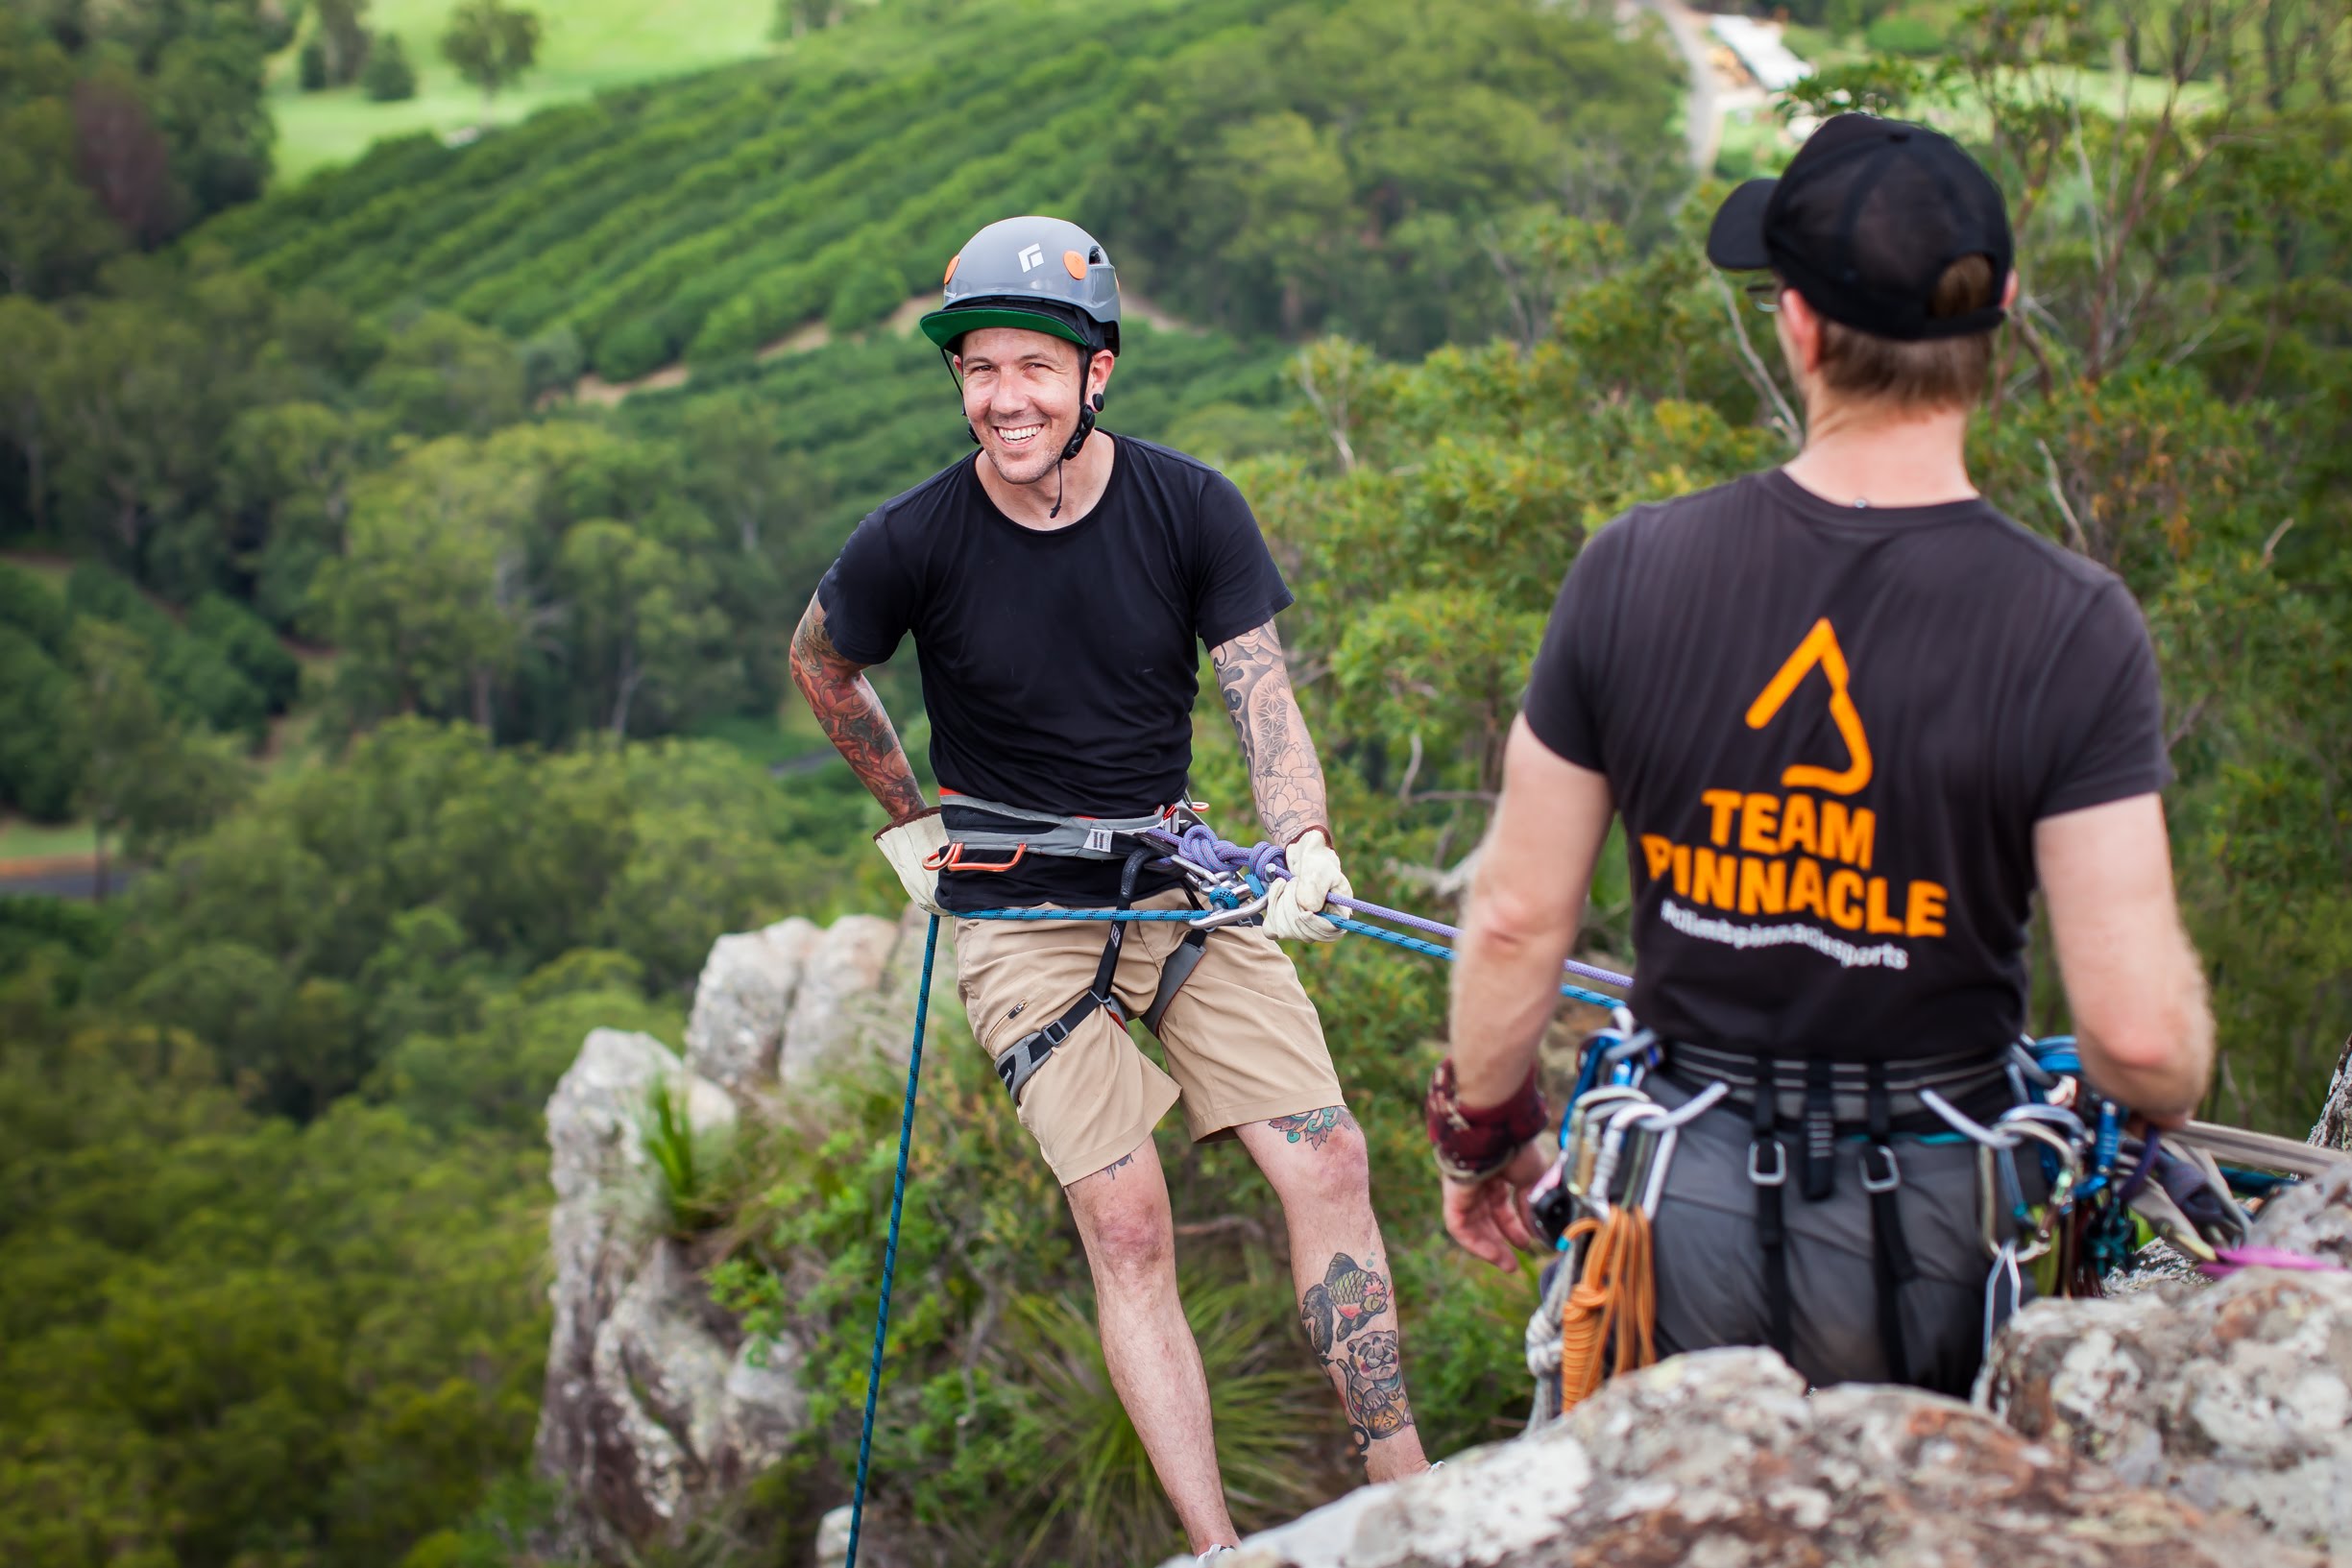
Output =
[{"x1": 3, "y1": 0, "x2": 2350, "y2": 1564}]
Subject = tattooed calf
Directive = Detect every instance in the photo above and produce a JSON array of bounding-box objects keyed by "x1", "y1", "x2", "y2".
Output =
[
  {"x1": 1267, "y1": 1106, "x2": 1357, "y2": 1151},
  {"x1": 1341, "y1": 1331, "x2": 1414, "y2": 1450},
  {"x1": 1299, "y1": 1251, "x2": 1392, "y2": 1359}
]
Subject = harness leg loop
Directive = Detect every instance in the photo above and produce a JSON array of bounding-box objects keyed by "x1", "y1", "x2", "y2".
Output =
[{"x1": 1750, "y1": 1074, "x2": 1793, "y2": 1359}]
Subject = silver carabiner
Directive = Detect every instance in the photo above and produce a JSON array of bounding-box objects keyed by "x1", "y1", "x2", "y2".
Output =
[{"x1": 1188, "y1": 889, "x2": 1272, "y2": 929}]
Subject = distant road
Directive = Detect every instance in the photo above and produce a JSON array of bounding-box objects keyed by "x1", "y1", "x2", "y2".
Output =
[
  {"x1": 0, "y1": 855, "x2": 133, "y2": 901},
  {"x1": 1648, "y1": 0, "x2": 1725, "y2": 172}
]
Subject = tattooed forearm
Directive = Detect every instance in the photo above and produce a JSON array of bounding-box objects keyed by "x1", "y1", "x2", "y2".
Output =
[
  {"x1": 1298, "y1": 1253, "x2": 1415, "y2": 1453},
  {"x1": 789, "y1": 595, "x2": 925, "y2": 820},
  {"x1": 1209, "y1": 621, "x2": 1329, "y2": 847}
]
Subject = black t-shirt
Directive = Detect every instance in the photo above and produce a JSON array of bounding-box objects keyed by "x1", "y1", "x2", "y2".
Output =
[
  {"x1": 816, "y1": 436, "x2": 1293, "y2": 912},
  {"x1": 1522, "y1": 469, "x2": 2169, "y2": 1061}
]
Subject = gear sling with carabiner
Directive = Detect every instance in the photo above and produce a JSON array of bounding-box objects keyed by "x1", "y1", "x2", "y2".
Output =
[
  {"x1": 927, "y1": 794, "x2": 1214, "y2": 1102},
  {"x1": 1533, "y1": 1033, "x2": 2020, "y2": 1409}
]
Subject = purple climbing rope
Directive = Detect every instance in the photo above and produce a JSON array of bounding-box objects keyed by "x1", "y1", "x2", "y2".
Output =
[
  {"x1": 2198, "y1": 1245, "x2": 2347, "y2": 1280},
  {"x1": 1143, "y1": 822, "x2": 1633, "y2": 992}
]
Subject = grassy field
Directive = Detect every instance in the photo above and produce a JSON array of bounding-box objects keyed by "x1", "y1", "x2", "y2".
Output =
[
  {"x1": 269, "y1": 0, "x2": 781, "y2": 183},
  {"x1": 0, "y1": 817, "x2": 98, "y2": 862}
]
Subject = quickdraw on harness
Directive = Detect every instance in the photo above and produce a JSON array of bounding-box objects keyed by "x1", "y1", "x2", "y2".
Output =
[
  {"x1": 1521, "y1": 1021, "x2": 2352, "y2": 1428},
  {"x1": 1921, "y1": 1035, "x2": 2348, "y2": 1351}
]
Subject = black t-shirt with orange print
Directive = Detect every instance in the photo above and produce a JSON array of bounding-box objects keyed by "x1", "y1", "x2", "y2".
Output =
[{"x1": 1522, "y1": 469, "x2": 2170, "y2": 1062}]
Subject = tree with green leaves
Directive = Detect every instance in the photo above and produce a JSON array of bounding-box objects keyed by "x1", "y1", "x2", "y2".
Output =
[
  {"x1": 439, "y1": 0, "x2": 542, "y2": 130},
  {"x1": 361, "y1": 30, "x2": 417, "y2": 101},
  {"x1": 68, "y1": 620, "x2": 250, "y2": 897},
  {"x1": 0, "y1": 296, "x2": 66, "y2": 531},
  {"x1": 315, "y1": 0, "x2": 375, "y2": 84},
  {"x1": 555, "y1": 518, "x2": 732, "y2": 737},
  {"x1": 0, "y1": 100, "x2": 123, "y2": 298},
  {"x1": 312, "y1": 436, "x2": 539, "y2": 733},
  {"x1": 775, "y1": 0, "x2": 843, "y2": 37}
]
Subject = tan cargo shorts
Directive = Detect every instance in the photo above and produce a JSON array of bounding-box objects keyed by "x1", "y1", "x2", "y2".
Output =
[{"x1": 954, "y1": 890, "x2": 1346, "y2": 1185}]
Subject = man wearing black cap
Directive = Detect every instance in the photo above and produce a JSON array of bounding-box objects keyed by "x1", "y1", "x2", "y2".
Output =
[{"x1": 1429, "y1": 116, "x2": 2214, "y2": 1391}]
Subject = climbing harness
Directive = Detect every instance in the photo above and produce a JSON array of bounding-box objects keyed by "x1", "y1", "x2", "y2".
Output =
[
  {"x1": 932, "y1": 795, "x2": 1631, "y2": 1109},
  {"x1": 1523, "y1": 1022, "x2": 2352, "y2": 1428},
  {"x1": 931, "y1": 797, "x2": 1229, "y2": 1104},
  {"x1": 845, "y1": 801, "x2": 1631, "y2": 1567}
]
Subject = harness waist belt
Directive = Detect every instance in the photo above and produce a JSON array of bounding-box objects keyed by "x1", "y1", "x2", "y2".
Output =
[
  {"x1": 1663, "y1": 1041, "x2": 2011, "y2": 1127},
  {"x1": 940, "y1": 794, "x2": 1176, "y2": 864}
]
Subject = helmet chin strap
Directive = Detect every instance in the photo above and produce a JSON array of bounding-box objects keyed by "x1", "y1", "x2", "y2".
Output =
[{"x1": 1046, "y1": 355, "x2": 1102, "y2": 520}]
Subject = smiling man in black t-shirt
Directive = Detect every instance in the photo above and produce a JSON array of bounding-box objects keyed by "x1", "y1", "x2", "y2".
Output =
[
  {"x1": 789, "y1": 216, "x2": 1428, "y2": 1557},
  {"x1": 1430, "y1": 117, "x2": 2214, "y2": 1394}
]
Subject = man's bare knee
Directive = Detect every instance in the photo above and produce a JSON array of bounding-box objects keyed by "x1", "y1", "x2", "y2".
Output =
[
  {"x1": 1259, "y1": 1118, "x2": 1372, "y2": 1214},
  {"x1": 1070, "y1": 1153, "x2": 1176, "y2": 1279}
]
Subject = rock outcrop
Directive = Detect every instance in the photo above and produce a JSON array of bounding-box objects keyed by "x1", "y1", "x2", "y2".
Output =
[
  {"x1": 2312, "y1": 1033, "x2": 2352, "y2": 1152},
  {"x1": 1980, "y1": 1164, "x2": 2352, "y2": 1552},
  {"x1": 1200, "y1": 1349, "x2": 2313, "y2": 1568},
  {"x1": 539, "y1": 910, "x2": 937, "y2": 1556},
  {"x1": 545, "y1": 912, "x2": 2351, "y2": 1565},
  {"x1": 682, "y1": 909, "x2": 927, "y2": 1100}
]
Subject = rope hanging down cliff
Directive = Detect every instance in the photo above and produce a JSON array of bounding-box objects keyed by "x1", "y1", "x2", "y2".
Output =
[{"x1": 842, "y1": 807, "x2": 1630, "y2": 1568}]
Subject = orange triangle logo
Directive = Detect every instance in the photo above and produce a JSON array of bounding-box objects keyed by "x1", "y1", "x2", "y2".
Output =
[{"x1": 1744, "y1": 618, "x2": 1873, "y2": 795}]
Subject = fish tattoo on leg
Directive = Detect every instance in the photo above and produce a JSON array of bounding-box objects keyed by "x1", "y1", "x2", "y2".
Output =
[{"x1": 1300, "y1": 1252, "x2": 1393, "y2": 1359}]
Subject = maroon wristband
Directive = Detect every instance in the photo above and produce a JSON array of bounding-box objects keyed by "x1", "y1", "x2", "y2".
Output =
[{"x1": 1425, "y1": 1057, "x2": 1549, "y2": 1181}]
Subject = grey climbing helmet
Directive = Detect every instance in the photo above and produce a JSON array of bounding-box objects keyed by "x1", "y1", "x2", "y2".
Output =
[{"x1": 919, "y1": 215, "x2": 1121, "y2": 358}]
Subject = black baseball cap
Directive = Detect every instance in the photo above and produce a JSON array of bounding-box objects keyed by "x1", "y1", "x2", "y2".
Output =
[{"x1": 1707, "y1": 112, "x2": 2012, "y2": 342}]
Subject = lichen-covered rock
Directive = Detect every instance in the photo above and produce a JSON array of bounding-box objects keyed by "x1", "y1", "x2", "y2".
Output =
[
  {"x1": 681, "y1": 906, "x2": 934, "y2": 1100},
  {"x1": 2244, "y1": 1163, "x2": 2352, "y2": 1269},
  {"x1": 1981, "y1": 1265, "x2": 2352, "y2": 1552},
  {"x1": 536, "y1": 1028, "x2": 779, "y2": 1556},
  {"x1": 778, "y1": 910, "x2": 919, "y2": 1088},
  {"x1": 813, "y1": 1503, "x2": 907, "y2": 1568},
  {"x1": 1200, "y1": 1349, "x2": 2303, "y2": 1568},
  {"x1": 579, "y1": 1242, "x2": 806, "y2": 1539},
  {"x1": 683, "y1": 918, "x2": 821, "y2": 1097},
  {"x1": 2311, "y1": 1034, "x2": 2352, "y2": 1153},
  {"x1": 542, "y1": 914, "x2": 942, "y2": 1557}
]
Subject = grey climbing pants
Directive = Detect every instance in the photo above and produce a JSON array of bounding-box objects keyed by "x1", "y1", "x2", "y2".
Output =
[{"x1": 1640, "y1": 1073, "x2": 2026, "y2": 1397}]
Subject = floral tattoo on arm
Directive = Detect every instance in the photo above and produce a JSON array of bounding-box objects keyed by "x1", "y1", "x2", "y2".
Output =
[
  {"x1": 788, "y1": 594, "x2": 925, "y2": 820},
  {"x1": 1209, "y1": 620, "x2": 1330, "y2": 849}
]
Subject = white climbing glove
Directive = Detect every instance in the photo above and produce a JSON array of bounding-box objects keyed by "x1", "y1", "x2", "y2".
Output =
[
  {"x1": 1264, "y1": 827, "x2": 1350, "y2": 943},
  {"x1": 873, "y1": 808, "x2": 949, "y2": 917}
]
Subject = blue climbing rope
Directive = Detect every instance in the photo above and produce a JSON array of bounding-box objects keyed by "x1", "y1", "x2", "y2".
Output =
[
  {"x1": 1321, "y1": 912, "x2": 1622, "y2": 1009},
  {"x1": 845, "y1": 913, "x2": 938, "y2": 1568},
  {"x1": 947, "y1": 905, "x2": 1626, "y2": 1008},
  {"x1": 847, "y1": 884, "x2": 1619, "y2": 1560}
]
